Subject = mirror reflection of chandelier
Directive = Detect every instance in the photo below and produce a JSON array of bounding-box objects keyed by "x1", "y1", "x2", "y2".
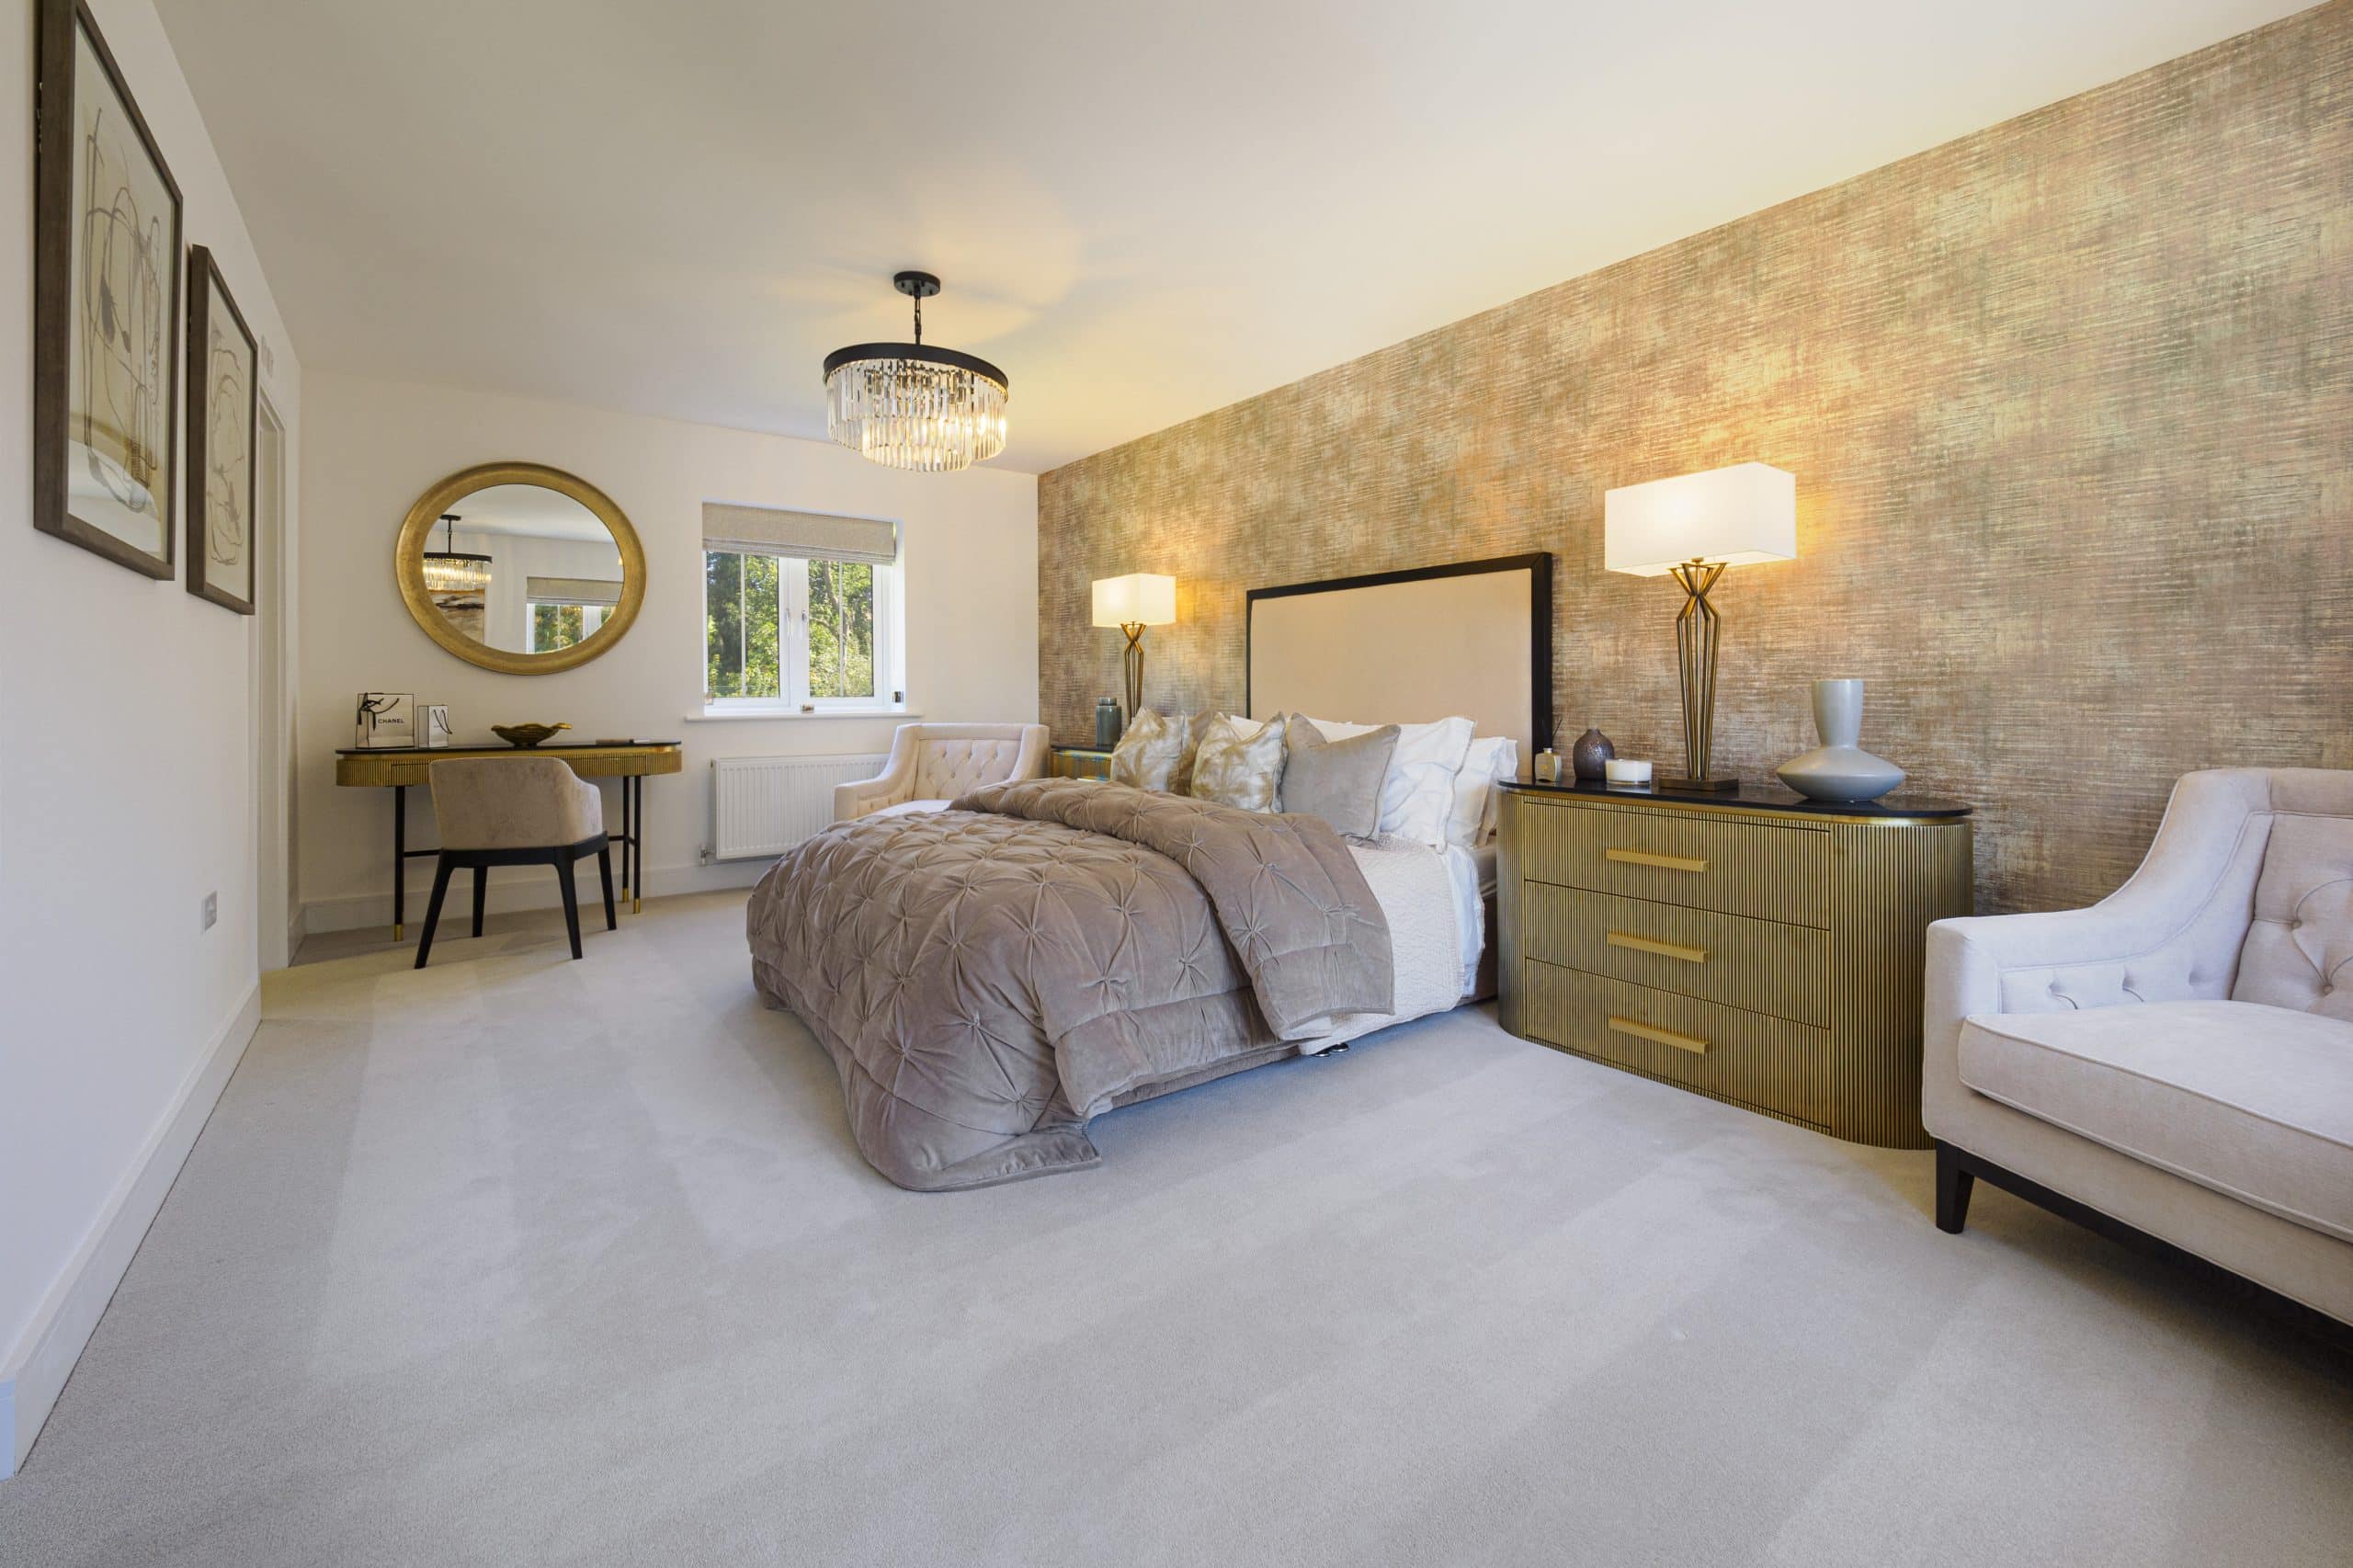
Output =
[
  {"x1": 824, "y1": 271, "x2": 1009, "y2": 473},
  {"x1": 420, "y1": 512, "x2": 493, "y2": 596}
]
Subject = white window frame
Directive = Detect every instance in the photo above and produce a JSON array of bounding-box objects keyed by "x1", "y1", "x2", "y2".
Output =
[
  {"x1": 701, "y1": 549, "x2": 904, "y2": 716},
  {"x1": 526, "y1": 597, "x2": 614, "y2": 655}
]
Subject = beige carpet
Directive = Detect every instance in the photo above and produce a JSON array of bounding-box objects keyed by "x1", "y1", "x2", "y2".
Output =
[{"x1": 2, "y1": 891, "x2": 2347, "y2": 1566}]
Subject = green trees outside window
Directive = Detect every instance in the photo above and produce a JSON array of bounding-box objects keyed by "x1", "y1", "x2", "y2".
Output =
[{"x1": 705, "y1": 551, "x2": 890, "y2": 706}]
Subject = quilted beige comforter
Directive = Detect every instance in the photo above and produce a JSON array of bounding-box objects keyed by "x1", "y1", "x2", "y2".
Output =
[{"x1": 747, "y1": 778, "x2": 1392, "y2": 1189}]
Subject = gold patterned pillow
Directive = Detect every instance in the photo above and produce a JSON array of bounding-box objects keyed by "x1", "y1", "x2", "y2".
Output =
[
  {"x1": 1188, "y1": 713, "x2": 1287, "y2": 812},
  {"x1": 1173, "y1": 710, "x2": 1219, "y2": 795},
  {"x1": 1108, "y1": 709, "x2": 1186, "y2": 791}
]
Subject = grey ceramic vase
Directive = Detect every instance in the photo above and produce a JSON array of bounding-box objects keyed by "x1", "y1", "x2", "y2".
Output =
[
  {"x1": 1571, "y1": 727, "x2": 1616, "y2": 781},
  {"x1": 1775, "y1": 679, "x2": 1905, "y2": 802}
]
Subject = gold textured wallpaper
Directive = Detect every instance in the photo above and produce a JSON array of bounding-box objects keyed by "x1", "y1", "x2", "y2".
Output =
[{"x1": 1039, "y1": 3, "x2": 2352, "y2": 915}]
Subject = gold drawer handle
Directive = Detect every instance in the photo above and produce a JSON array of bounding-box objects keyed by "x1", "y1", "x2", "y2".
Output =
[
  {"x1": 1608, "y1": 1016, "x2": 1710, "y2": 1055},
  {"x1": 1607, "y1": 930, "x2": 1709, "y2": 964},
  {"x1": 1605, "y1": 847, "x2": 1708, "y2": 873}
]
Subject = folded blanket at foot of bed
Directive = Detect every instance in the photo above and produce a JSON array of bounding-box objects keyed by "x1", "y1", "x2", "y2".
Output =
[{"x1": 747, "y1": 778, "x2": 1392, "y2": 1189}]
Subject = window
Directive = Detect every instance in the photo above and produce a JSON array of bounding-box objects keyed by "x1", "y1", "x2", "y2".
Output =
[
  {"x1": 702, "y1": 504, "x2": 902, "y2": 712},
  {"x1": 529, "y1": 597, "x2": 613, "y2": 653},
  {"x1": 528, "y1": 574, "x2": 620, "y2": 654}
]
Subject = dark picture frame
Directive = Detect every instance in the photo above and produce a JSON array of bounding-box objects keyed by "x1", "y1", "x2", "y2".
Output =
[
  {"x1": 184, "y1": 244, "x2": 258, "y2": 613},
  {"x1": 34, "y1": 0, "x2": 184, "y2": 579}
]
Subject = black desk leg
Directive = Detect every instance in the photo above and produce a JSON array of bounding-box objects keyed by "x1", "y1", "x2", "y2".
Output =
[
  {"x1": 392, "y1": 784, "x2": 406, "y2": 941},
  {"x1": 620, "y1": 775, "x2": 631, "y2": 907}
]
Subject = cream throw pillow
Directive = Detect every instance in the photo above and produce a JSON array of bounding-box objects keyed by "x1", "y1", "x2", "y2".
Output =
[
  {"x1": 1282, "y1": 716, "x2": 1399, "y2": 838},
  {"x1": 1303, "y1": 714, "x2": 1475, "y2": 846},
  {"x1": 1188, "y1": 712, "x2": 1287, "y2": 812},
  {"x1": 1108, "y1": 709, "x2": 1186, "y2": 791}
]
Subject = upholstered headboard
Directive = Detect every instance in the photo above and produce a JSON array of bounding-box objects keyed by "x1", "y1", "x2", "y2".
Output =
[{"x1": 1245, "y1": 554, "x2": 1553, "y2": 754}]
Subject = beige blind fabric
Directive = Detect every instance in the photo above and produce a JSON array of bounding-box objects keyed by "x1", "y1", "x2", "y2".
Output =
[
  {"x1": 701, "y1": 503, "x2": 899, "y2": 565},
  {"x1": 527, "y1": 575, "x2": 623, "y2": 607}
]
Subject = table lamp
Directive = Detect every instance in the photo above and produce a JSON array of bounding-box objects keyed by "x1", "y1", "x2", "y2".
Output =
[
  {"x1": 1091, "y1": 573, "x2": 1177, "y2": 724},
  {"x1": 1604, "y1": 462, "x2": 1796, "y2": 790}
]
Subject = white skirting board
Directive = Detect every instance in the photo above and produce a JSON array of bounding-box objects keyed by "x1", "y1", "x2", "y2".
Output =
[{"x1": 1, "y1": 984, "x2": 262, "y2": 1480}]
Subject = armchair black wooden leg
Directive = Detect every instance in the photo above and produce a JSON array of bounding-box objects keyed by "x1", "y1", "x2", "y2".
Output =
[
  {"x1": 554, "y1": 855, "x2": 584, "y2": 960},
  {"x1": 415, "y1": 856, "x2": 456, "y2": 969},
  {"x1": 472, "y1": 866, "x2": 488, "y2": 938},
  {"x1": 1935, "y1": 1142, "x2": 1975, "y2": 1234},
  {"x1": 597, "y1": 847, "x2": 617, "y2": 930}
]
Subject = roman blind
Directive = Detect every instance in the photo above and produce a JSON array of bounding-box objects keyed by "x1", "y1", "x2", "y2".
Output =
[
  {"x1": 702, "y1": 503, "x2": 899, "y2": 565},
  {"x1": 526, "y1": 575, "x2": 623, "y2": 606}
]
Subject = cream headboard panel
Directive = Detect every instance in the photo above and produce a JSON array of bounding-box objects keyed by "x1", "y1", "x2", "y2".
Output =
[{"x1": 1246, "y1": 555, "x2": 1553, "y2": 754}]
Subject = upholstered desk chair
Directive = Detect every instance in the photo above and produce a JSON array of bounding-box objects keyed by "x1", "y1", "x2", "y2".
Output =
[
  {"x1": 834, "y1": 722, "x2": 1050, "y2": 821},
  {"x1": 415, "y1": 756, "x2": 614, "y2": 968}
]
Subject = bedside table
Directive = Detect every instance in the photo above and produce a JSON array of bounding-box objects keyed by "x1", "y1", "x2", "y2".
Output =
[
  {"x1": 1496, "y1": 778, "x2": 1972, "y2": 1147},
  {"x1": 1050, "y1": 745, "x2": 1114, "y2": 780}
]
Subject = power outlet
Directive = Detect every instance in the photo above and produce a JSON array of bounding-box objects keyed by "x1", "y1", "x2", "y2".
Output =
[{"x1": 201, "y1": 892, "x2": 218, "y2": 931}]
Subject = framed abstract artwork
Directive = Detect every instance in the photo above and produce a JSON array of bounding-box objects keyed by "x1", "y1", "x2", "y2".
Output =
[
  {"x1": 33, "y1": 0, "x2": 184, "y2": 579},
  {"x1": 185, "y1": 245, "x2": 258, "y2": 613}
]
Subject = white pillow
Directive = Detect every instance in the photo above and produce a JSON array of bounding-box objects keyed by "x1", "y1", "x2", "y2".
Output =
[
  {"x1": 1447, "y1": 737, "x2": 1519, "y2": 848},
  {"x1": 1305, "y1": 715, "x2": 1473, "y2": 847}
]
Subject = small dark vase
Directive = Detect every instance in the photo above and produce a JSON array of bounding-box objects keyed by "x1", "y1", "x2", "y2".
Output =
[
  {"x1": 1093, "y1": 698, "x2": 1125, "y2": 750},
  {"x1": 1571, "y1": 727, "x2": 1616, "y2": 781}
]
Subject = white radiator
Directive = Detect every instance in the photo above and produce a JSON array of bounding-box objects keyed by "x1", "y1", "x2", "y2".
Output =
[{"x1": 710, "y1": 753, "x2": 886, "y2": 861}]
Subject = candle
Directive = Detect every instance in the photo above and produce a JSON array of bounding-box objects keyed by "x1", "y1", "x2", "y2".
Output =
[{"x1": 1605, "y1": 758, "x2": 1654, "y2": 785}]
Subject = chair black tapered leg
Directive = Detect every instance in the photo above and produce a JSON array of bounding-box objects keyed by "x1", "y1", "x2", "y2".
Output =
[
  {"x1": 597, "y1": 847, "x2": 616, "y2": 930},
  {"x1": 415, "y1": 856, "x2": 457, "y2": 969},
  {"x1": 472, "y1": 866, "x2": 488, "y2": 938},
  {"x1": 554, "y1": 854, "x2": 584, "y2": 960},
  {"x1": 1935, "y1": 1142, "x2": 1975, "y2": 1234}
]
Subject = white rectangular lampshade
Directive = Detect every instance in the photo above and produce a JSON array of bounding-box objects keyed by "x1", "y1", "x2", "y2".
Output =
[
  {"x1": 1091, "y1": 572, "x2": 1177, "y2": 627},
  {"x1": 1603, "y1": 462, "x2": 1797, "y2": 577}
]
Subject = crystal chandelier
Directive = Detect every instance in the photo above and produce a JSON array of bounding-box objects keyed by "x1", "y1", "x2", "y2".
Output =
[
  {"x1": 420, "y1": 512, "x2": 493, "y2": 595},
  {"x1": 824, "y1": 271, "x2": 1009, "y2": 472}
]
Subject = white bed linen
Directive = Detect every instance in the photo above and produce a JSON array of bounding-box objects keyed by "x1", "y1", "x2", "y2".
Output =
[
  {"x1": 1445, "y1": 842, "x2": 1495, "y2": 995},
  {"x1": 1296, "y1": 836, "x2": 1477, "y2": 1054}
]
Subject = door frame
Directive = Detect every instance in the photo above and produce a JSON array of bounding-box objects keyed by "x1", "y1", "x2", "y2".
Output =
[{"x1": 254, "y1": 392, "x2": 294, "y2": 970}]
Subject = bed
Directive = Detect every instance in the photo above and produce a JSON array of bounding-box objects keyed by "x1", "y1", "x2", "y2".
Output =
[{"x1": 748, "y1": 554, "x2": 1552, "y2": 1188}]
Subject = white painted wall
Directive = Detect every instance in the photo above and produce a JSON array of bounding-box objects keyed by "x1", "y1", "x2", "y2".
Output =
[
  {"x1": 0, "y1": 0, "x2": 302, "y2": 1474},
  {"x1": 296, "y1": 373, "x2": 1038, "y2": 930}
]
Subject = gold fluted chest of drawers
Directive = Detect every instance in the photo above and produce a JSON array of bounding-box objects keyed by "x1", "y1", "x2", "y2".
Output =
[{"x1": 1496, "y1": 779, "x2": 1972, "y2": 1148}]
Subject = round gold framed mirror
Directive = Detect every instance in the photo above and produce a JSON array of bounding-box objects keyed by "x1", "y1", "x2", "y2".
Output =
[{"x1": 395, "y1": 462, "x2": 644, "y2": 676}]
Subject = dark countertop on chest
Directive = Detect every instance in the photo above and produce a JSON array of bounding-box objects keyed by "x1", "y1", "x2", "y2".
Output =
[{"x1": 1502, "y1": 777, "x2": 1971, "y2": 820}]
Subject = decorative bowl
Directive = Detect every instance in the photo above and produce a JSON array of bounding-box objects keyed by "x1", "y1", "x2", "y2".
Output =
[{"x1": 492, "y1": 722, "x2": 572, "y2": 748}]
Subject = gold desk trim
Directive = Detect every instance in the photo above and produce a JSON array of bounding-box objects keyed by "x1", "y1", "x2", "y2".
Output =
[
  {"x1": 1607, "y1": 930, "x2": 1709, "y2": 965},
  {"x1": 335, "y1": 744, "x2": 683, "y2": 789},
  {"x1": 1608, "y1": 1015, "x2": 1711, "y2": 1055},
  {"x1": 1605, "y1": 846, "x2": 1708, "y2": 874}
]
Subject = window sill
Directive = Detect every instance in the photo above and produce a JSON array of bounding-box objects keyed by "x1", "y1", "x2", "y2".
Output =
[{"x1": 684, "y1": 707, "x2": 919, "y2": 724}]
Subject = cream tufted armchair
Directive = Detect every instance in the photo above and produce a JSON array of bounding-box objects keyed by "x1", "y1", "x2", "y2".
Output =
[
  {"x1": 833, "y1": 723, "x2": 1050, "y2": 822},
  {"x1": 1926, "y1": 768, "x2": 2352, "y2": 1335}
]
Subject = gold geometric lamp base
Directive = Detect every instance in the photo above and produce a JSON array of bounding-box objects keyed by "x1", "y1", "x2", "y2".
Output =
[{"x1": 1661, "y1": 560, "x2": 1739, "y2": 791}]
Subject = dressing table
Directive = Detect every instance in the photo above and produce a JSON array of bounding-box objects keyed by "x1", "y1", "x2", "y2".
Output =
[{"x1": 336, "y1": 742, "x2": 682, "y2": 937}]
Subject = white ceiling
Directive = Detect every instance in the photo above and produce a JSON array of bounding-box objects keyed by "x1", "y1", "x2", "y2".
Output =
[
  {"x1": 155, "y1": 0, "x2": 2304, "y2": 474},
  {"x1": 446, "y1": 483, "x2": 614, "y2": 543}
]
